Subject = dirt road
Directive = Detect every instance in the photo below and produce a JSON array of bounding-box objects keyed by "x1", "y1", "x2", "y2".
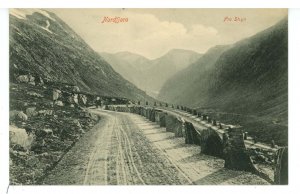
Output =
[{"x1": 43, "y1": 109, "x2": 269, "y2": 185}]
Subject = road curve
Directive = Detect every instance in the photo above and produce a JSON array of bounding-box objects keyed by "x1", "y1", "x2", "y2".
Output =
[{"x1": 42, "y1": 109, "x2": 269, "y2": 185}]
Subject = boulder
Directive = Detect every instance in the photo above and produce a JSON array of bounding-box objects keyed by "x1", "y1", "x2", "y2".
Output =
[
  {"x1": 67, "y1": 94, "x2": 79, "y2": 105},
  {"x1": 52, "y1": 89, "x2": 62, "y2": 101},
  {"x1": 10, "y1": 125, "x2": 34, "y2": 150},
  {"x1": 28, "y1": 75, "x2": 35, "y2": 82},
  {"x1": 26, "y1": 107, "x2": 38, "y2": 117},
  {"x1": 39, "y1": 152, "x2": 49, "y2": 157},
  {"x1": 74, "y1": 86, "x2": 80, "y2": 92},
  {"x1": 16, "y1": 75, "x2": 29, "y2": 83},
  {"x1": 28, "y1": 75, "x2": 35, "y2": 85},
  {"x1": 74, "y1": 94, "x2": 79, "y2": 104},
  {"x1": 10, "y1": 111, "x2": 28, "y2": 122},
  {"x1": 18, "y1": 111, "x2": 28, "y2": 121},
  {"x1": 64, "y1": 85, "x2": 80, "y2": 92},
  {"x1": 38, "y1": 109, "x2": 53, "y2": 116},
  {"x1": 73, "y1": 119, "x2": 82, "y2": 129},
  {"x1": 27, "y1": 91, "x2": 44, "y2": 98},
  {"x1": 79, "y1": 128, "x2": 85, "y2": 134},
  {"x1": 79, "y1": 94, "x2": 87, "y2": 105},
  {"x1": 43, "y1": 128, "x2": 54, "y2": 135},
  {"x1": 54, "y1": 100, "x2": 64, "y2": 106}
]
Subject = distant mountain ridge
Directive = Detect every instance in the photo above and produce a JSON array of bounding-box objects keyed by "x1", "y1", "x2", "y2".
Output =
[
  {"x1": 9, "y1": 9, "x2": 154, "y2": 102},
  {"x1": 100, "y1": 49, "x2": 202, "y2": 97}
]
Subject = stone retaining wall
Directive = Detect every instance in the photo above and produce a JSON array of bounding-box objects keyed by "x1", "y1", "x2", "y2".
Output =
[{"x1": 106, "y1": 105, "x2": 288, "y2": 184}]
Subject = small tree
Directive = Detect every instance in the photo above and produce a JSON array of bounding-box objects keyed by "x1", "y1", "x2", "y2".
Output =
[
  {"x1": 146, "y1": 101, "x2": 148, "y2": 105},
  {"x1": 154, "y1": 102, "x2": 157, "y2": 106},
  {"x1": 138, "y1": 101, "x2": 140, "y2": 105},
  {"x1": 165, "y1": 103, "x2": 168, "y2": 107}
]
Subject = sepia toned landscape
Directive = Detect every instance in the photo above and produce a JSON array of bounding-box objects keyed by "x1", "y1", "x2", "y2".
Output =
[{"x1": 9, "y1": 8, "x2": 288, "y2": 185}]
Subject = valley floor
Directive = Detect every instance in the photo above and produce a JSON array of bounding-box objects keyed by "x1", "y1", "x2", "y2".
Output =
[{"x1": 42, "y1": 109, "x2": 269, "y2": 185}]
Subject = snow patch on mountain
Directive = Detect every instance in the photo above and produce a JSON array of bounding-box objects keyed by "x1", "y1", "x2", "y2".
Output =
[
  {"x1": 10, "y1": 9, "x2": 56, "y2": 21},
  {"x1": 40, "y1": 20, "x2": 54, "y2": 34}
]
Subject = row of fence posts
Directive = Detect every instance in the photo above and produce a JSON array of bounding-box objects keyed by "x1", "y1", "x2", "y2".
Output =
[{"x1": 129, "y1": 101, "x2": 288, "y2": 185}]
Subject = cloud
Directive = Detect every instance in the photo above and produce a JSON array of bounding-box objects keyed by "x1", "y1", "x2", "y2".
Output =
[
  {"x1": 51, "y1": 9, "x2": 286, "y2": 59},
  {"x1": 52, "y1": 9, "x2": 219, "y2": 59},
  {"x1": 189, "y1": 24, "x2": 218, "y2": 37}
]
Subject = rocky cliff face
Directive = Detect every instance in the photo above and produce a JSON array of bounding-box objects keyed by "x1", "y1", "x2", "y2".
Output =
[{"x1": 9, "y1": 9, "x2": 153, "y2": 102}]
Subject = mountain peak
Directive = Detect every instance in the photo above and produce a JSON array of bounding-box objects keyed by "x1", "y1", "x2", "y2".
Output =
[
  {"x1": 166, "y1": 48, "x2": 199, "y2": 55},
  {"x1": 114, "y1": 51, "x2": 150, "y2": 61},
  {"x1": 10, "y1": 9, "x2": 56, "y2": 21}
]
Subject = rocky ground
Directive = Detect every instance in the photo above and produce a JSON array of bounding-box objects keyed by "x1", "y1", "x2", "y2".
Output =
[{"x1": 9, "y1": 82, "x2": 99, "y2": 185}]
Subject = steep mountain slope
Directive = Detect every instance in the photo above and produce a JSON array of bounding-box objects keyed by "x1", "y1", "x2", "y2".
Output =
[
  {"x1": 159, "y1": 18, "x2": 287, "y2": 116},
  {"x1": 206, "y1": 19, "x2": 288, "y2": 119},
  {"x1": 9, "y1": 9, "x2": 153, "y2": 102},
  {"x1": 158, "y1": 45, "x2": 231, "y2": 105},
  {"x1": 100, "y1": 49, "x2": 202, "y2": 97},
  {"x1": 113, "y1": 51, "x2": 150, "y2": 71},
  {"x1": 158, "y1": 18, "x2": 288, "y2": 145},
  {"x1": 146, "y1": 49, "x2": 202, "y2": 97},
  {"x1": 100, "y1": 51, "x2": 150, "y2": 90}
]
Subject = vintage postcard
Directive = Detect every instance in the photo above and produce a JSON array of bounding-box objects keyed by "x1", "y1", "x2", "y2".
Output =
[{"x1": 9, "y1": 8, "x2": 288, "y2": 185}]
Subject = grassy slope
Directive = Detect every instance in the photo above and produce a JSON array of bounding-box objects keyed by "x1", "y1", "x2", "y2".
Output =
[{"x1": 158, "y1": 18, "x2": 288, "y2": 145}]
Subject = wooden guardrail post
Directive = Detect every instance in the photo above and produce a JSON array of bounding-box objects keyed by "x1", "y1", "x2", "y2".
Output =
[
  {"x1": 274, "y1": 147, "x2": 288, "y2": 185},
  {"x1": 159, "y1": 112, "x2": 167, "y2": 127},
  {"x1": 184, "y1": 122, "x2": 200, "y2": 145},
  {"x1": 223, "y1": 127, "x2": 256, "y2": 172}
]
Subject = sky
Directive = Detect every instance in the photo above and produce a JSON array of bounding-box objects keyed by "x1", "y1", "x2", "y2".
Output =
[{"x1": 50, "y1": 9, "x2": 287, "y2": 59}]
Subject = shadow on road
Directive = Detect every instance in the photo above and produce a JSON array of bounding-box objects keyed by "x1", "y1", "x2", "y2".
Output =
[{"x1": 192, "y1": 168, "x2": 243, "y2": 185}]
